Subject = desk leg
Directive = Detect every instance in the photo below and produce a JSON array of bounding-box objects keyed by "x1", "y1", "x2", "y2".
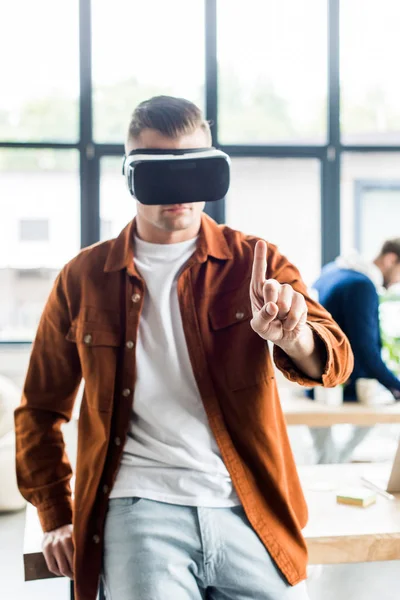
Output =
[{"x1": 70, "y1": 578, "x2": 105, "y2": 599}]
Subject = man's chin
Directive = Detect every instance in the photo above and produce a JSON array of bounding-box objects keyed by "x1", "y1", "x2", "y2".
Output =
[{"x1": 161, "y1": 215, "x2": 193, "y2": 231}]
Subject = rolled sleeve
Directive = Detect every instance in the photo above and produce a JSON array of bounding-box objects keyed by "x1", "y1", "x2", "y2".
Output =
[
  {"x1": 36, "y1": 496, "x2": 73, "y2": 532},
  {"x1": 273, "y1": 320, "x2": 349, "y2": 388}
]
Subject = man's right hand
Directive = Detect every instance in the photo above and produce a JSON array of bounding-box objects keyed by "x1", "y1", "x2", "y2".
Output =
[{"x1": 42, "y1": 524, "x2": 74, "y2": 579}]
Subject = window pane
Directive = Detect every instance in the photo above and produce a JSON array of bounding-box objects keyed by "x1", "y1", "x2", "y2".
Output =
[
  {"x1": 0, "y1": 1, "x2": 79, "y2": 142},
  {"x1": 100, "y1": 157, "x2": 137, "y2": 241},
  {"x1": 0, "y1": 150, "x2": 80, "y2": 340},
  {"x1": 341, "y1": 153, "x2": 400, "y2": 258},
  {"x1": 217, "y1": 0, "x2": 327, "y2": 145},
  {"x1": 92, "y1": 0, "x2": 205, "y2": 143},
  {"x1": 226, "y1": 158, "x2": 321, "y2": 286},
  {"x1": 20, "y1": 220, "x2": 50, "y2": 242},
  {"x1": 341, "y1": 0, "x2": 400, "y2": 145}
]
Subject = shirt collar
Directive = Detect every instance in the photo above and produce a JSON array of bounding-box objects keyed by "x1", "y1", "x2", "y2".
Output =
[
  {"x1": 335, "y1": 251, "x2": 384, "y2": 290},
  {"x1": 104, "y1": 212, "x2": 232, "y2": 274},
  {"x1": 369, "y1": 262, "x2": 384, "y2": 290}
]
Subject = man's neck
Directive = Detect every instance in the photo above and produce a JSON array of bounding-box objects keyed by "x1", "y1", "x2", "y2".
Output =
[{"x1": 135, "y1": 220, "x2": 201, "y2": 245}]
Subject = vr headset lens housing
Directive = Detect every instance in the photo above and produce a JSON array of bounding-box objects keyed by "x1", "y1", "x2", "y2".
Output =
[{"x1": 122, "y1": 148, "x2": 230, "y2": 205}]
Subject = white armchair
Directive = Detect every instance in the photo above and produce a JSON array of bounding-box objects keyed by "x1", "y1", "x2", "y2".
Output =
[{"x1": 0, "y1": 374, "x2": 26, "y2": 511}]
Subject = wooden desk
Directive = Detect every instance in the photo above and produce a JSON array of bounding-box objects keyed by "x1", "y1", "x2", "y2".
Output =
[
  {"x1": 300, "y1": 463, "x2": 400, "y2": 564},
  {"x1": 282, "y1": 395, "x2": 400, "y2": 427},
  {"x1": 23, "y1": 464, "x2": 400, "y2": 581}
]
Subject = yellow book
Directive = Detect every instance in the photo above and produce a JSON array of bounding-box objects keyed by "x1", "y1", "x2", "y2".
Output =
[{"x1": 336, "y1": 487, "x2": 377, "y2": 508}]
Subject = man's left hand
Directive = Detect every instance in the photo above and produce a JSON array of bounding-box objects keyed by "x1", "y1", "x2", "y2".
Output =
[{"x1": 250, "y1": 240, "x2": 309, "y2": 350}]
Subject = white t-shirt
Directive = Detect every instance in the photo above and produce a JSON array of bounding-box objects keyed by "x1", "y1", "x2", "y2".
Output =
[{"x1": 110, "y1": 235, "x2": 240, "y2": 507}]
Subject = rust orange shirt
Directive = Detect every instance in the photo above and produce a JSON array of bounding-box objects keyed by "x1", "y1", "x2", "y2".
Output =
[{"x1": 15, "y1": 214, "x2": 353, "y2": 600}]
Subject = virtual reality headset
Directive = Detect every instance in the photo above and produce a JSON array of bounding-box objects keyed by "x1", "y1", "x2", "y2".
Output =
[{"x1": 122, "y1": 147, "x2": 230, "y2": 205}]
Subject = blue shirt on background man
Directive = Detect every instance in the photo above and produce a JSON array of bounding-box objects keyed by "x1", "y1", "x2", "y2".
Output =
[{"x1": 313, "y1": 260, "x2": 400, "y2": 401}]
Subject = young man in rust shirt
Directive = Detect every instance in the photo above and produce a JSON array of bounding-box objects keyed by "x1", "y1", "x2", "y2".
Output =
[{"x1": 15, "y1": 96, "x2": 353, "y2": 600}]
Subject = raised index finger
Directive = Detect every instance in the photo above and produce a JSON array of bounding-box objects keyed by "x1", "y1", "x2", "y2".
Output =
[{"x1": 251, "y1": 240, "x2": 268, "y2": 289}]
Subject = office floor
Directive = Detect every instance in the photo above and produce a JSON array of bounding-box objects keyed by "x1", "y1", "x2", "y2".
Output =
[{"x1": 2, "y1": 423, "x2": 400, "y2": 600}]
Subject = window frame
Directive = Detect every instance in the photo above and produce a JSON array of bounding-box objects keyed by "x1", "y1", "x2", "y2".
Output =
[
  {"x1": 1, "y1": 0, "x2": 400, "y2": 343},
  {"x1": 354, "y1": 179, "x2": 400, "y2": 253}
]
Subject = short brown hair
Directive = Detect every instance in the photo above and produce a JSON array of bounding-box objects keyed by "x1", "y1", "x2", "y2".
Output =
[
  {"x1": 127, "y1": 95, "x2": 211, "y2": 143},
  {"x1": 380, "y1": 238, "x2": 400, "y2": 261}
]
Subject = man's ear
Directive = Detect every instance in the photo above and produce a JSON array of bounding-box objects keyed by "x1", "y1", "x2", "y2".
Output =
[{"x1": 384, "y1": 252, "x2": 399, "y2": 267}]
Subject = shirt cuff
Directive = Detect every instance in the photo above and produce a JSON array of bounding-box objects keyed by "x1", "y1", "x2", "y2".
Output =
[
  {"x1": 36, "y1": 496, "x2": 73, "y2": 532},
  {"x1": 273, "y1": 321, "x2": 335, "y2": 388}
]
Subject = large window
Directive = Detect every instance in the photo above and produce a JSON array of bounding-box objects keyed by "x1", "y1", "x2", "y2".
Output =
[
  {"x1": 340, "y1": 0, "x2": 400, "y2": 145},
  {"x1": 217, "y1": 0, "x2": 328, "y2": 144},
  {"x1": 100, "y1": 157, "x2": 137, "y2": 241},
  {"x1": 19, "y1": 220, "x2": 50, "y2": 242},
  {"x1": 0, "y1": 150, "x2": 80, "y2": 341},
  {"x1": 92, "y1": 0, "x2": 205, "y2": 143},
  {"x1": 341, "y1": 153, "x2": 400, "y2": 259},
  {"x1": 2, "y1": 0, "x2": 400, "y2": 344},
  {"x1": 227, "y1": 159, "x2": 321, "y2": 286},
  {"x1": 0, "y1": 0, "x2": 79, "y2": 142}
]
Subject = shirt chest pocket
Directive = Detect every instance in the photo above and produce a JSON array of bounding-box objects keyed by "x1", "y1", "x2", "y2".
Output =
[
  {"x1": 208, "y1": 296, "x2": 270, "y2": 391},
  {"x1": 66, "y1": 323, "x2": 122, "y2": 412}
]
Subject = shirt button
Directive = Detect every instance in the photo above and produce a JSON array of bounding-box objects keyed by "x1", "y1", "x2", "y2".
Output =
[
  {"x1": 83, "y1": 334, "x2": 92, "y2": 344},
  {"x1": 131, "y1": 293, "x2": 141, "y2": 303},
  {"x1": 102, "y1": 484, "x2": 109, "y2": 494},
  {"x1": 122, "y1": 388, "x2": 131, "y2": 397},
  {"x1": 114, "y1": 437, "x2": 121, "y2": 446},
  {"x1": 235, "y1": 312, "x2": 245, "y2": 320},
  {"x1": 126, "y1": 340, "x2": 135, "y2": 349},
  {"x1": 93, "y1": 534, "x2": 100, "y2": 544}
]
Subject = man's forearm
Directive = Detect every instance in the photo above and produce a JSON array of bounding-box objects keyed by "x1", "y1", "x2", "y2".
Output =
[
  {"x1": 357, "y1": 345, "x2": 400, "y2": 392},
  {"x1": 277, "y1": 325, "x2": 327, "y2": 381}
]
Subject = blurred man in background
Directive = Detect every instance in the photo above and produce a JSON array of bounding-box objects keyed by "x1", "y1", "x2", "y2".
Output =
[{"x1": 310, "y1": 240, "x2": 400, "y2": 463}]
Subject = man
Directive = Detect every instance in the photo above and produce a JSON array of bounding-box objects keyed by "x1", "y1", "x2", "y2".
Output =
[
  {"x1": 310, "y1": 242, "x2": 400, "y2": 464},
  {"x1": 15, "y1": 96, "x2": 353, "y2": 600}
]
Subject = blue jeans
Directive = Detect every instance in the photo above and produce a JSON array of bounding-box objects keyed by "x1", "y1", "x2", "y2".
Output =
[{"x1": 103, "y1": 498, "x2": 310, "y2": 600}]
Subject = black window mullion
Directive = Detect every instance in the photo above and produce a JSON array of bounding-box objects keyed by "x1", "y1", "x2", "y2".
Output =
[
  {"x1": 205, "y1": 0, "x2": 218, "y2": 145},
  {"x1": 0, "y1": 142, "x2": 78, "y2": 149},
  {"x1": 79, "y1": 0, "x2": 99, "y2": 248},
  {"x1": 220, "y1": 145, "x2": 326, "y2": 159},
  {"x1": 204, "y1": 0, "x2": 224, "y2": 224},
  {"x1": 321, "y1": 0, "x2": 341, "y2": 266}
]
